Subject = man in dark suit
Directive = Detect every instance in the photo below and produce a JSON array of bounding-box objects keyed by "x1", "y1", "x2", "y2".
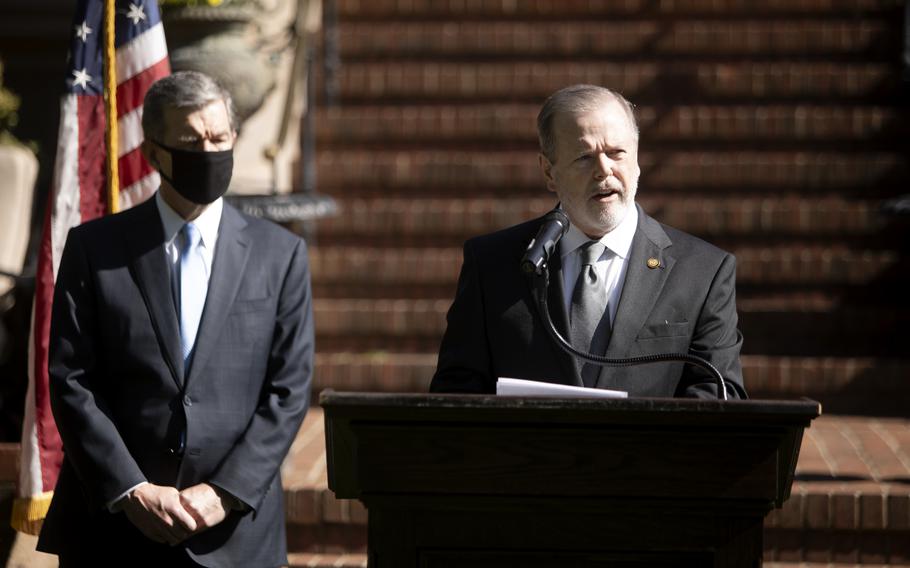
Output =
[
  {"x1": 37, "y1": 71, "x2": 314, "y2": 567},
  {"x1": 431, "y1": 84, "x2": 746, "y2": 398}
]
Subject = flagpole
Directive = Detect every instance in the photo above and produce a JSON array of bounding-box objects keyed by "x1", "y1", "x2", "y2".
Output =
[{"x1": 104, "y1": 0, "x2": 119, "y2": 213}]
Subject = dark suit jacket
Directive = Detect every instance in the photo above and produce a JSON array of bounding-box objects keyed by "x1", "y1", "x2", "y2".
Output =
[
  {"x1": 37, "y1": 197, "x2": 314, "y2": 567},
  {"x1": 430, "y1": 205, "x2": 746, "y2": 398}
]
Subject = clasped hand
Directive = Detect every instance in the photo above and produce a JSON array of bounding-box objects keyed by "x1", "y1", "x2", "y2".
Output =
[{"x1": 122, "y1": 482, "x2": 230, "y2": 546}]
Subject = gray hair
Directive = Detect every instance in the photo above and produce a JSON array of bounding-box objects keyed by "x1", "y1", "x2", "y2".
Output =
[
  {"x1": 142, "y1": 70, "x2": 238, "y2": 142},
  {"x1": 537, "y1": 84, "x2": 638, "y2": 162}
]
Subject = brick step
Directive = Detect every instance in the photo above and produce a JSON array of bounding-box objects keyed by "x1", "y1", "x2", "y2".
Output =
[
  {"x1": 309, "y1": 246, "x2": 904, "y2": 289},
  {"x1": 281, "y1": 410, "x2": 910, "y2": 561},
  {"x1": 336, "y1": 0, "x2": 900, "y2": 19},
  {"x1": 313, "y1": 336, "x2": 904, "y2": 361},
  {"x1": 326, "y1": 61, "x2": 896, "y2": 103},
  {"x1": 744, "y1": 357, "x2": 909, "y2": 415},
  {"x1": 317, "y1": 104, "x2": 905, "y2": 146},
  {"x1": 313, "y1": 197, "x2": 896, "y2": 243},
  {"x1": 310, "y1": 352, "x2": 910, "y2": 412},
  {"x1": 766, "y1": 414, "x2": 910, "y2": 561},
  {"x1": 314, "y1": 352, "x2": 436, "y2": 393},
  {"x1": 288, "y1": 553, "x2": 366, "y2": 568},
  {"x1": 311, "y1": 299, "x2": 908, "y2": 357},
  {"x1": 337, "y1": 21, "x2": 896, "y2": 59},
  {"x1": 766, "y1": 564, "x2": 910, "y2": 567},
  {"x1": 282, "y1": 408, "x2": 366, "y2": 554},
  {"x1": 308, "y1": 288, "x2": 910, "y2": 311},
  {"x1": 315, "y1": 150, "x2": 906, "y2": 195}
]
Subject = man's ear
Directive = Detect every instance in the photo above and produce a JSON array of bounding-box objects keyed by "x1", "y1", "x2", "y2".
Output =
[
  {"x1": 539, "y1": 153, "x2": 558, "y2": 193},
  {"x1": 141, "y1": 138, "x2": 172, "y2": 178},
  {"x1": 141, "y1": 139, "x2": 159, "y2": 170}
]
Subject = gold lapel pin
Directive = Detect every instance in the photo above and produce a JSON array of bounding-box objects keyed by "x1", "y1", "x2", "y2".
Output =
[{"x1": 647, "y1": 258, "x2": 661, "y2": 269}]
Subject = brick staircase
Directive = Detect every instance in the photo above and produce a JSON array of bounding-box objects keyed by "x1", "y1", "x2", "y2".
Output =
[{"x1": 286, "y1": 0, "x2": 910, "y2": 564}]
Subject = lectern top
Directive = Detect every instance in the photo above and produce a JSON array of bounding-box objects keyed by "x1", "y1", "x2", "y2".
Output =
[{"x1": 320, "y1": 391, "x2": 821, "y2": 425}]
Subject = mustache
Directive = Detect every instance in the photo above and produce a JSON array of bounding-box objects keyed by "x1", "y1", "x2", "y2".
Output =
[{"x1": 593, "y1": 183, "x2": 623, "y2": 195}]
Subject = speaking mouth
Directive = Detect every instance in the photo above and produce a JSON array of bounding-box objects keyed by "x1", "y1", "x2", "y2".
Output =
[{"x1": 591, "y1": 187, "x2": 621, "y2": 200}]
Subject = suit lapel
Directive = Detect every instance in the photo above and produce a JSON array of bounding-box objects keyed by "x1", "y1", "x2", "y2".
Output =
[
  {"x1": 185, "y1": 204, "x2": 250, "y2": 386},
  {"x1": 596, "y1": 207, "x2": 676, "y2": 386},
  {"x1": 127, "y1": 198, "x2": 184, "y2": 388}
]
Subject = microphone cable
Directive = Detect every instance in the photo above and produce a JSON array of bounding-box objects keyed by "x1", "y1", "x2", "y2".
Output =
[{"x1": 528, "y1": 266, "x2": 729, "y2": 401}]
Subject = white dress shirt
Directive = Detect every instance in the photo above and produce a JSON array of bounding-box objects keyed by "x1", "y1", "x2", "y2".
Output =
[{"x1": 559, "y1": 205, "x2": 639, "y2": 326}]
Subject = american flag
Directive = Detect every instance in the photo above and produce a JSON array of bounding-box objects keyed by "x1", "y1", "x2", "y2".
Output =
[{"x1": 13, "y1": 0, "x2": 169, "y2": 534}]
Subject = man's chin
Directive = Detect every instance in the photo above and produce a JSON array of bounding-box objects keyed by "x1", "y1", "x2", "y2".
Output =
[{"x1": 589, "y1": 202, "x2": 630, "y2": 234}]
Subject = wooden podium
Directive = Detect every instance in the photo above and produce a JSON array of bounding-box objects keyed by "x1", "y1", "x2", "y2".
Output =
[{"x1": 322, "y1": 392, "x2": 820, "y2": 567}]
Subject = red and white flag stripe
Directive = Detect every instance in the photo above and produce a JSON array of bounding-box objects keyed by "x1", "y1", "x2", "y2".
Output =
[{"x1": 13, "y1": 1, "x2": 169, "y2": 533}]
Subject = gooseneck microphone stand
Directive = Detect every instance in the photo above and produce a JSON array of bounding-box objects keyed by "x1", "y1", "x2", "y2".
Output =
[{"x1": 527, "y1": 264, "x2": 730, "y2": 401}]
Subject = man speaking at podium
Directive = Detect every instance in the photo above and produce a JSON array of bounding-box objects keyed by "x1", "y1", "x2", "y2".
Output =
[
  {"x1": 430, "y1": 84, "x2": 746, "y2": 399},
  {"x1": 38, "y1": 71, "x2": 314, "y2": 567}
]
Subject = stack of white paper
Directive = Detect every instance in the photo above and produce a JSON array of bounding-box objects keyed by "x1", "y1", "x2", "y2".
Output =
[{"x1": 496, "y1": 377, "x2": 628, "y2": 399}]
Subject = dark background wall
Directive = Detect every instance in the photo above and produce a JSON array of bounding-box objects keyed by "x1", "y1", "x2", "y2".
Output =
[{"x1": 1, "y1": 0, "x2": 75, "y2": 259}]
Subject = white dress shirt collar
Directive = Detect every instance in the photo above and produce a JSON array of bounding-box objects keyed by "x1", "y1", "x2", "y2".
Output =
[
  {"x1": 155, "y1": 192, "x2": 223, "y2": 252},
  {"x1": 559, "y1": 203, "x2": 639, "y2": 262},
  {"x1": 557, "y1": 204, "x2": 639, "y2": 321}
]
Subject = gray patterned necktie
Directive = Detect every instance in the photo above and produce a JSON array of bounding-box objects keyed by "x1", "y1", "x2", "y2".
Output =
[{"x1": 569, "y1": 241, "x2": 611, "y2": 387}]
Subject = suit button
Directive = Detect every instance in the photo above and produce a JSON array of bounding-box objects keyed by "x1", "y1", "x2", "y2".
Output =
[{"x1": 183, "y1": 395, "x2": 192, "y2": 407}]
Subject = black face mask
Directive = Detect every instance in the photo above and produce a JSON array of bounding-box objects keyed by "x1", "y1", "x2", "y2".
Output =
[{"x1": 154, "y1": 141, "x2": 233, "y2": 204}]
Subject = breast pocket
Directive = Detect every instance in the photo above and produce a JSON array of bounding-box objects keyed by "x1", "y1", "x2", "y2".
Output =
[
  {"x1": 230, "y1": 297, "x2": 273, "y2": 315},
  {"x1": 637, "y1": 321, "x2": 690, "y2": 340},
  {"x1": 224, "y1": 297, "x2": 274, "y2": 342}
]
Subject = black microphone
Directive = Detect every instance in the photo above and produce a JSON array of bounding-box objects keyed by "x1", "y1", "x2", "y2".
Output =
[{"x1": 520, "y1": 207, "x2": 570, "y2": 275}]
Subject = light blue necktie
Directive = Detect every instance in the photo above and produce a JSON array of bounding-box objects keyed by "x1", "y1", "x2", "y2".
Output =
[{"x1": 179, "y1": 223, "x2": 206, "y2": 369}]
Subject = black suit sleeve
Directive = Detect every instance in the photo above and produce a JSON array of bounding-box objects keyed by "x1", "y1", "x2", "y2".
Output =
[
  {"x1": 675, "y1": 253, "x2": 747, "y2": 399},
  {"x1": 207, "y1": 238, "x2": 314, "y2": 511},
  {"x1": 430, "y1": 240, "x2": 496, "y2": 394},
  {"x1": 49, "y1": 228, "x2": 147, "y2": 508}
]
